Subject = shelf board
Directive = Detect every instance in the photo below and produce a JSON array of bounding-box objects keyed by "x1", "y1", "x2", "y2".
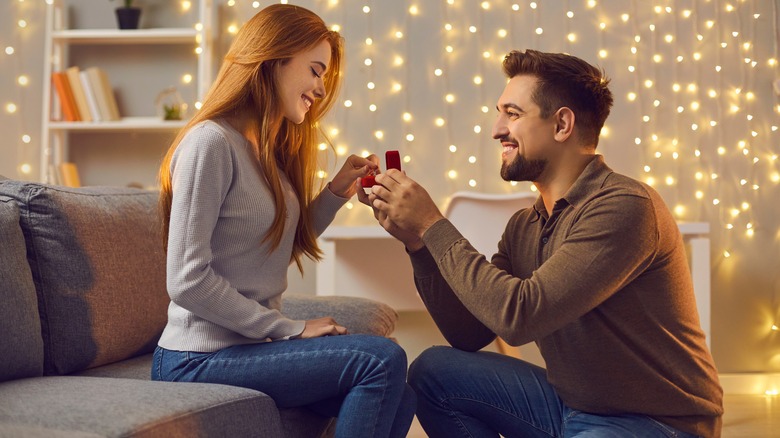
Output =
[
  {"x1": 51, "y1": 28, "x2": 197, "y2": 44},
  {"x1": 48, "y1": 117, "x2": 187, "y2": 132}
]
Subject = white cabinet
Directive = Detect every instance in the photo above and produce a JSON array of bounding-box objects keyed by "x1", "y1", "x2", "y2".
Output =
[{"x1": 40, "y1": 0, "x2": 213, "y2": 186}]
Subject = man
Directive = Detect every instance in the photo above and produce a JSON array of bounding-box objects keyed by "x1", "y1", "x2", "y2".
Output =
[{"x1": 358, "y1": 49, "x2": 723, "y2": 437}]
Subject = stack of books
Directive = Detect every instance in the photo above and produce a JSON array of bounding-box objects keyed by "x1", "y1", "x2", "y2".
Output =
[{"x1": 51, "y1": 66, "x2": 121, "y2": 122}]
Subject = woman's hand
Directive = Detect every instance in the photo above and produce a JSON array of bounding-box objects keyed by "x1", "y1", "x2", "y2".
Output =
[
  {"x1": 329, "y1": 154, "x2": 380, "y2": 199},
  {"x1": 299, "y1": 317, "x2": 348, "y2": 338}
]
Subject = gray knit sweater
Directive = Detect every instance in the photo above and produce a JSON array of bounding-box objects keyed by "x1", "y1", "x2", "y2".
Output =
[{"x1": 157, "y1": 119, "x2": 346, "y2": 352}]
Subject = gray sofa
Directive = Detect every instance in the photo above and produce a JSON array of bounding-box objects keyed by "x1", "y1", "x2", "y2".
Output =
[{"x1": 0, "y1": 177, "x2": 398, "y2": 437}]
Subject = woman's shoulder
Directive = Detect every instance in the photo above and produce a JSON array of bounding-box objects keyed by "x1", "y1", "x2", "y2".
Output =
[
  {"x1": 173, "y1": 119, "x2": 243, "y2": 164},
  {"x1": 183, "y1": 119, "x2": 241, "y2": 142}
]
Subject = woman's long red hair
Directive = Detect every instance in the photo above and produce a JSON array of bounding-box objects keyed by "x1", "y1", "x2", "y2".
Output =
[{"x1": 158, "y1": 4, "x2": 344, "y2": 272}]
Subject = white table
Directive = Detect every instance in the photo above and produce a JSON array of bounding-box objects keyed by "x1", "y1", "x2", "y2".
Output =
[{"x1": 317, "y1": 222, "x2": 711, "y2": 347}]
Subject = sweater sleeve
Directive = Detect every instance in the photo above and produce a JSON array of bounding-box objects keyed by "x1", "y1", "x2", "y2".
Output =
[
  {"x1": 166, "y1": 126, "x2": 305, "y2": 341},
  {"x1": 310, "y1": 183, "x2": 349, "y2": 236},
  {"x1": 409, "y1": 243, "x2": 497, "y2": 351},
  {"x1": 421, "y1": 193, "x2": 659, "y2": 346}
]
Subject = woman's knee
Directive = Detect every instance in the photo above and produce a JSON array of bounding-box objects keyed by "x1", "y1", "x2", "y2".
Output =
[{"x1": 353, "y1": 335, "x2": 408, "y2": 379}]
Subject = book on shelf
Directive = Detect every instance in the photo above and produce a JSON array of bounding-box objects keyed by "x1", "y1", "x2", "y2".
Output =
[
  {"x1": 79, "y1": 70, "x2": 102, "y2": 122},
  {"x1": 51, "y1": 71, "x2": 80, "y2": 122},
  {"x1": 58, "y1": 162, "x2": 81, "y2": 188},
  {"x1": 65, "y1": 66, "x2": 92, "y2": 123},
  {"x1": 61, "y1": 66, "x2": 121, "y2": 122},
  {"x1": 85, "y1": 67, "x2": 121, "y2": 122}
]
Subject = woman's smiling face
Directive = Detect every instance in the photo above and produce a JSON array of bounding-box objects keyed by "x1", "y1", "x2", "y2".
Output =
[{"x1": 277, "y1": 39, "x2": 331, "y2": 124}]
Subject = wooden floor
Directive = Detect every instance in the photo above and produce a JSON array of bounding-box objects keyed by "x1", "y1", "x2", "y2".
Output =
[
  {"x1": 722, "y1": 394, "x2": 780, "y2": 437},
  {"x1": 406, "y1": 393, "x2": 779, "y2": 437}
]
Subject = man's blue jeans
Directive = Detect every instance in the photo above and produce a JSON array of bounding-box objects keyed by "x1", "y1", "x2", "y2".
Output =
[
  {"x1": 409, "y1": 346, "x2": 701, "y2": 438},
  {"x1": 152, "y1": 334, "x2": 415, "y2": 438}
]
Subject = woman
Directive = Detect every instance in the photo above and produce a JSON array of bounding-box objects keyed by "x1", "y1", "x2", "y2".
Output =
[{"x1": 152, "y1": 5, "x2": 415, "y2": 437}]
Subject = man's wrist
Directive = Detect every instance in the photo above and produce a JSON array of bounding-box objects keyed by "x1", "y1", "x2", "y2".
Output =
[{"x1": 405, "y1": 239, "x2": 425, "y2": 253}]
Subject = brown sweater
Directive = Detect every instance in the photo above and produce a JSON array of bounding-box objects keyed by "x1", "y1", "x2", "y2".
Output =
[{"x1": 409, "y1": 155, "x2": 723, "y2": 437}]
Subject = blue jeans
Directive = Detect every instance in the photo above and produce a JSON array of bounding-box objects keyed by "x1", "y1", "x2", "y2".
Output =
[
  {"x1": 408, "y1": 346, "x2": 701, "y2": 438},
  {"x1": 152, "y1": 334, "x2": 415, "y2": 438}
]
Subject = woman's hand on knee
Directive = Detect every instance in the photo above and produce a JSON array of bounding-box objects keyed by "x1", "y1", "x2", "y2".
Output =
[{"x1": 300, "y1": 317, "x2": 348, "y2": 338}]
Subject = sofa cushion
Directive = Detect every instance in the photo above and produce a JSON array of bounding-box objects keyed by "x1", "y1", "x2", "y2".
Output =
[
  {"x1": 0, "y1": 181, "x2": 169, "y2": 375},
  {"x1": 0, "y1": 196, "x2": 44, "y2": 382},
  {"x1": 283, "y1": 293, "x2": 397, "y2": 337},
  {"x1": 0, "y1": 376, "x2": 281, "y2": 437}
]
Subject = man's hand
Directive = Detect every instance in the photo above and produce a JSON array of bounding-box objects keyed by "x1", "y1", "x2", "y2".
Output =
[
  {"x1": 368, "y1": 169, "x2": 445, "y2": 244},
  {"x1": 358, "y1": 183, "x2": 425, "y2": 251},
  {"x1": 329, "y1": 154, "x2": 380, "y2": 199},
  {"x1": 299, "y1": 317, "x2": 348, "y2": 338}
]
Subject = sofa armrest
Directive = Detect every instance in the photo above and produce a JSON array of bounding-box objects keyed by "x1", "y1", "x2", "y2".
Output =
[{"x1": 282, "y1": 294, "x2": 397, "y2": 337}]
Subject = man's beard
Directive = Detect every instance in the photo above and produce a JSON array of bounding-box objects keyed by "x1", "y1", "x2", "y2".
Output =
[{"x1": 501, "y1": 153, "x2": 547, "y2": 182}]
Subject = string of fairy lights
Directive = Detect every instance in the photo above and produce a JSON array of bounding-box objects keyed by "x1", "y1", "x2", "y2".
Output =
[{"x1": 2, "y1": 0, "x2": 779, "y2": 364}]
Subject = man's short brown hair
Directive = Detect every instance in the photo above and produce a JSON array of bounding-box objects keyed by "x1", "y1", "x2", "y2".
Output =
[{"x1": 502, "y1": 50, "x2": 613, "y2": 147}]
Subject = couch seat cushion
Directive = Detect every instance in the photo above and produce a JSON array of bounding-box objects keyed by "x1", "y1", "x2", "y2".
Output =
[{"x1": 0, "y1": 376, "x2": 281, "y2": 437}]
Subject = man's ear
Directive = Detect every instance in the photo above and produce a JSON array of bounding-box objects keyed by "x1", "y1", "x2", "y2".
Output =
[{"x1": 553, "y1": 107, "x2": 575, "y2": 142}]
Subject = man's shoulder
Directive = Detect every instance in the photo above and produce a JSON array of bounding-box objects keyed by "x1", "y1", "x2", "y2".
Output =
[{"x1": 599, "y1": 170, "x2": 657, "y2": 200}]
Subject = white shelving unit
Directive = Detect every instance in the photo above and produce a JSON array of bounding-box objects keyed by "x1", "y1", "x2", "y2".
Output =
[{"x1": 40, "y1": 0, "x2": 213, "y2": 185}]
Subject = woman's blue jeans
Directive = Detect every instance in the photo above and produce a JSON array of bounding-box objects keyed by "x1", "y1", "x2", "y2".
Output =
[
  {"x1": 152, "y1": 334, "x2": 415, "y2": 438},
  {"x1": 409, "y1": 346, "x2": 701, "y2": 438}
]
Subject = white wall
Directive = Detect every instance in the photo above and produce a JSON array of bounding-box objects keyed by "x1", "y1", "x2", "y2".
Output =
[{"x1": 1, "y1": 0, "x2": 779, "y2": 374}]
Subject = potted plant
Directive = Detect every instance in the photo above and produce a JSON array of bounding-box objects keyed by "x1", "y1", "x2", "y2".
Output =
[{"x1": 112, "y1": 0, "x2": 141, "y2": 30}]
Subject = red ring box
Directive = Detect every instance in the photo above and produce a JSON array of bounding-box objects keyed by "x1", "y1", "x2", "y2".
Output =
[{"x1": 361, "y1": 150, "x2": 401, "y2": 187}]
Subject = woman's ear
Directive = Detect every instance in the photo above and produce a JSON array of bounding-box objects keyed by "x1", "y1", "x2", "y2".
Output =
[{"x1": 553, "y1": 107, "x2": 575, "y2": 142}]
